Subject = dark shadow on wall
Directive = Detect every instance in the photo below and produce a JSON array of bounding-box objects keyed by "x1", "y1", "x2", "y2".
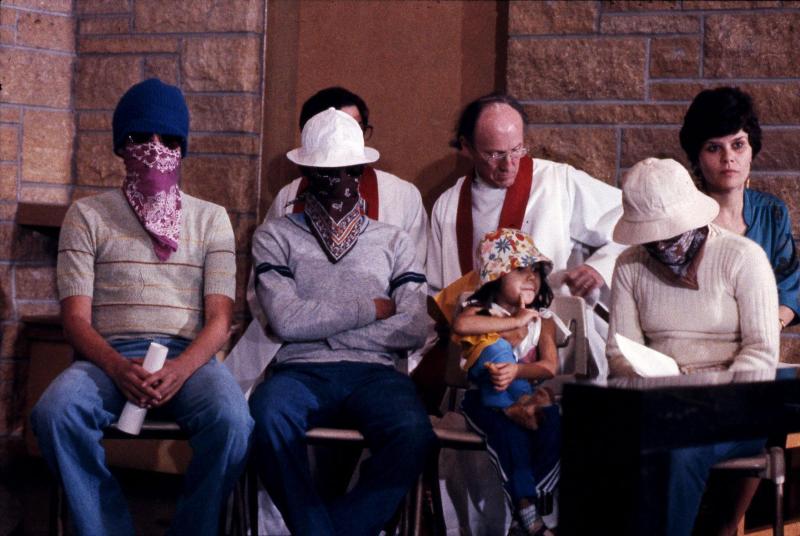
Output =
[{"x1": 418, "y1": 153, "x2": 473, "y2": 214}]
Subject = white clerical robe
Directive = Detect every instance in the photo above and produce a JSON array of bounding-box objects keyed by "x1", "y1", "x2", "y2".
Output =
[
  {"x1": 428, "y1": 158, "x2": 625, "y2": 295},
  {"x1": 428, "y1": 158, "x2": 625, "y2": 535}
]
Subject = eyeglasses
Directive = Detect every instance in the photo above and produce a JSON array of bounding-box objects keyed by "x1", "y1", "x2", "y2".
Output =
[
  {"x1": 127, "y1": 132, "x2": 183, "y2": 151},
  {"x1": 305, "y1": 165, "x2": 365, "y2": 181},
  {"x1": 362, "y1": 125, "x2": 374, "y2": 141},
  {"x1": 479, "y1": 145, "x2": 528, "y2": 162}
]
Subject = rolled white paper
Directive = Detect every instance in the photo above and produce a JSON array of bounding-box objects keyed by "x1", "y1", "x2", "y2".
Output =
[{"x1": 116, "y1": 342, "x2": 169, "y2": 435}]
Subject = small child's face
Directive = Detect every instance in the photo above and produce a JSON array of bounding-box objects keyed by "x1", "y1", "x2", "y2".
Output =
[{"x1": 498, "y1": 266, "x2": 541, "y2": 308}]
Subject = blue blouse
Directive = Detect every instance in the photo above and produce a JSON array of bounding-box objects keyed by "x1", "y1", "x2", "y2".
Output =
[{"x1": 743, "y1": 188, "x2": 800, "y2": 324}]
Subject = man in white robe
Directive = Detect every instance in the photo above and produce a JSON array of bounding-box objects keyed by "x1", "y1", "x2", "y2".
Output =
[
  {"x1": 428, "y1": 93, "x2": 625, "y2": 535},
  {"x1": 428, "y1": 93, "x2": 623, "y2": 303}
]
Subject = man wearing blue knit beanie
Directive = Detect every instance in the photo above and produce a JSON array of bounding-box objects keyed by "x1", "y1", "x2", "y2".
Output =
[{"x1": 31, "y1": 78, "x2": 253, "y2": 536}]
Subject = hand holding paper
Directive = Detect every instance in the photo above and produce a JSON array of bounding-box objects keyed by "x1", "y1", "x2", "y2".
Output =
[{"x1": 116, "y1": 342, "x2": 168, "y2": 435}]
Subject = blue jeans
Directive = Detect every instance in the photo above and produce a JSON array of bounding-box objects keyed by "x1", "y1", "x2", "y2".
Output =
[
  {"x1": 468, "y1": 338, "x2": 533, "y2": 409},
  {"x1": 249, "y1": 361, "x2": 436, "y2": 536},
  {"x1": 30, "y1": 337, "x2": 253, "y2": 536},
  {"x1": 666, "y1": 438, "x2": 765, "y2": 536},
  {"x1": 461, "y1": 389, "x2": 561, "y2": 506}
]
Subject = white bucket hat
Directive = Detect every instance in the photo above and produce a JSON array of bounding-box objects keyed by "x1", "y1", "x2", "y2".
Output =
[
  {"x1": 286, "y1": 107, "x2": 379, "y2": 168},
  {"x1": 613, "y1": 157, "x2": 719, "y2": 245}
]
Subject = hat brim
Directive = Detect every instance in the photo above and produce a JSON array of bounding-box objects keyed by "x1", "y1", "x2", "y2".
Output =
[
  {"x1": 286, "y1": 146, "x2": 380, "y2": 168},
  {"x1": 613, "y1": 193, "x2": 719, "y2": 245}
]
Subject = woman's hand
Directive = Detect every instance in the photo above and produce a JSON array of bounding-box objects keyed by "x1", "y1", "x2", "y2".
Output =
[
  {"x1": 486, "y1": 362, "x2": 519, "y2": 391},
  {"x1": 779, "y1": 305, "x2": 795, "y2": 330}
]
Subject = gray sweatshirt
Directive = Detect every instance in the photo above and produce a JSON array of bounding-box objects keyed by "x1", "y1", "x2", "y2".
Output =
[{"x1": 253, "y1": 213, "x2": 431, "y2": 366}]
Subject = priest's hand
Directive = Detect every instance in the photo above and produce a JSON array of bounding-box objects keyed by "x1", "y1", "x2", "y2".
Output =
[{"x1": 563, "y1": 264, "x2": 604, "y2": 298}]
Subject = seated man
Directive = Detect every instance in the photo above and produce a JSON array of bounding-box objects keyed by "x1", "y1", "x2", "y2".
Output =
[
  {"x1": 30, "y1": 78, "x2": 253, "y2": 536},
  {"x1": 266, "y1": 86, "x2": 427, "y2": 261},
  {"x1": 227, "y1": 86, "x2": 428, "y2": 394},
  {"x1": 249, "y1": 107, "x2": 435, "y2": 535},
  {"x1": 428, "y1": 92, "x2": 625, "y2": 534}
]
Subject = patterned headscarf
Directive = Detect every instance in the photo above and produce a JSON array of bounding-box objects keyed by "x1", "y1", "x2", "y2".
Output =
[
  {"x1": 302, "y1": 166, "x2": 363, "y2": 263},
  {"x1": 122, "y1": 139, "x2": 182, "y2": 261},
  {"x1": 477, "y1": 228, "x2": 553, "y2": 285},
  {"x1": 643, "y1": 226, "x2": 709, "y2": 289}
]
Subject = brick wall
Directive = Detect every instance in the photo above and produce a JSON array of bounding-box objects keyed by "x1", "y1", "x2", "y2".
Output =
[
  {"x1": 1, "y1": 0, "x2": 75, "y2": 442},
  {"x1": 506, "y1": 0, "x2": 800, "y2": 360},
  {"x1": 0, "y1": 0, "x2": 266, "y2": 445},
  {"x1": 3, "y1": 0, "x2": 800, "y2": 447}
]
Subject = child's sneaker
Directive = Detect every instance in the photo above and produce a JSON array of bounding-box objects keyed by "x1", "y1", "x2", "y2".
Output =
[
  {"x1": 517, "y1": 500, "x2": 555, "y2": 536},
  {"x1": 507, "y1": 519, "x2": 529, "y2": 536}
]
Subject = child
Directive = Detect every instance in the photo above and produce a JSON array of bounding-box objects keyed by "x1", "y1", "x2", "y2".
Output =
[
  {"x1": 453, "y1": 228, "x2": 559, "y2": 427},
  {"x1": 453, "y1": 228, "x2": 560, "y2": 536}
]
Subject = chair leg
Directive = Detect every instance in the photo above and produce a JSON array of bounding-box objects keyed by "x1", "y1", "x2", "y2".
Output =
[
  {"x1": 769, "y1": 446, "x2": 786, "y2": 536},
  {"x1": 226, "y1": 474, "x2": 247, "y2": 536},
  {"x1": 424, "y1": 447, "x2": 447, "y2": 536},
  {"x1": 49, "y1": 479, "x2": 67, "y2": 536},
  {"x1": 774, "y1": 480, "x2": 784, "y2": 536},
  {"x1": 410, "y1": 471, "x2": 425, "y2": 536},
  {"x1": 247, "y1": 460, "x2": 260, "y2": 536}
]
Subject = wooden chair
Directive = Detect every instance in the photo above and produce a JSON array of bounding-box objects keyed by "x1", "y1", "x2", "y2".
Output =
[
  {"x1": 424, "y1": 295, "x2": 590, "y2": 535},
  {"x1": 50, "y1": 419, "x2": 247, "y2": 536}
]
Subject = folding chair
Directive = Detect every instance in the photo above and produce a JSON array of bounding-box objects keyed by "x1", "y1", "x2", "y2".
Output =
[
  {"x1": 50, "y1": 419, "x2": 247, "y2": 536},
  {"x1": 711, "y1": 445, "x2": 786, "y2": 535}
]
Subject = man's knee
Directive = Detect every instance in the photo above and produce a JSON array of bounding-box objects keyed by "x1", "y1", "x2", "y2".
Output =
[
  {"x1": 31, "y1": 381, "x2": 87, "y2": 438},
  {"x1": 206, "y1": 399, "x2": 254, "y2": 451},
  {"x1": 248, "y1": 387, "x2": 307, "y2": 443},
  {"x1": 670, "y1": 446, "x2": 714, "y2": 483},
  {"x1": 188, "y1": 362, "x2": 254, "y2": 441},
  {"x1": 393, "y1": 406, "x2": 436, "y2": 454}
]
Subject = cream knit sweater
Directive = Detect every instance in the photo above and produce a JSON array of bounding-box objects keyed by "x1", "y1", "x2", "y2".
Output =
[
  {"x1": 57, "y1": 189, "x2": 236, "y2": 341},
  {"x1": 607, "y1": 225, "x2": 779, "y2": 377}
]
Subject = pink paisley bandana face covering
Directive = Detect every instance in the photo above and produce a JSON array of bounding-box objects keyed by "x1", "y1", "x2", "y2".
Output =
[{"x1": 122, "y1": 138, "x2": 182, "y2": 261}]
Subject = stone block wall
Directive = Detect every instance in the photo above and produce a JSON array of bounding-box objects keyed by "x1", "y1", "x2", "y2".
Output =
[
  {"x1": 1, "y1": 0, "x2": 75, "y2": 441},
  {"x1": 507, "y1": 0, "x2": 800, "y2": 360},
  {"x1": 3, "y1": 0, "x2": 800, "y2": 448},
  {"x1": 0, "y1": 0, "x2": 266, "y2": 445}
]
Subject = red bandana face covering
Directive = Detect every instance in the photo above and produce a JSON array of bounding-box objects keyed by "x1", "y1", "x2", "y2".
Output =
[
  {"x1": 121, "y1": 140, "x2": 182, "y2": 261},
  {"x1": 302, "y1": 167, "x2": 363, "y2": 263}
]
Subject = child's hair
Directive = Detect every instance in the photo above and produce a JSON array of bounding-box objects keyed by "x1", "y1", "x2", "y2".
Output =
[{"x1": 467, "y1": 262, "x2": 554, "y2": 311}]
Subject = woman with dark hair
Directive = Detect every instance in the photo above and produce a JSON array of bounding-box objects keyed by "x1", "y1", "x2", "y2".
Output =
[{"x1": 680, "y1": 86, "x2": 799, "y2": 330}]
